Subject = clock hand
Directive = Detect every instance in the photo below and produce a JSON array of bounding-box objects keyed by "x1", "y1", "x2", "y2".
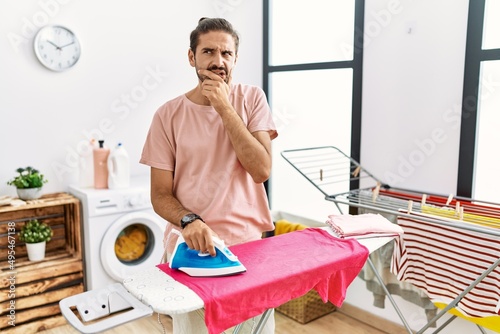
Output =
[
  {"x1": 47, "y1": 40, "x2": 61, "y2": 50},
  {"x1": 60, "y1": 41, "x2": 75, "y2": 49}
]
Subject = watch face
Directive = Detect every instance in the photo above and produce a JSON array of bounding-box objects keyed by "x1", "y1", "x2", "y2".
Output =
[
  {"x1": 181, "y1": 214, "x2": 197, "y2": 224},
  {"x1": 181, "y1": 213, "x2": 200, "y2": 228},
  {"x1": 34, "y1": 25, "x2": 81, "y2": 71}
]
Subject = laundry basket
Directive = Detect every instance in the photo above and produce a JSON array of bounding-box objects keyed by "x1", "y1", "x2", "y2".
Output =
[{"x1": 270, "y1": 211, "x2": 337, "y2": 324}]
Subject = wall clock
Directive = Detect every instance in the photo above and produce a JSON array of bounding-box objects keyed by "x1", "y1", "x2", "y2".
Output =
[{"x1": 34, "y1": 25, "x2": 81, "y2": 72}]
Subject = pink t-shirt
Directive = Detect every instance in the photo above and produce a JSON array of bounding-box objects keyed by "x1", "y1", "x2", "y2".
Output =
[{"x1": 140, "y1": 84, "x2": 278, "y2": 252}]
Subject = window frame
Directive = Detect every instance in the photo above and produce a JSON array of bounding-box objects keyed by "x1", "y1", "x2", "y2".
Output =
[
  {"x1": 458, "y1": 0, "x2": 500, "y2": 198},
  {"x1": 263, "y1": 0, "x2": 365, "y2": 194}
]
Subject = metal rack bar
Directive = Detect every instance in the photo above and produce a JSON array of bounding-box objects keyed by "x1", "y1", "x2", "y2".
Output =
[
  {"x1": 281, "y1": 146, "x2": 500, "y2": 334},
  {"x1": 282, "y1": 146, "x2": 500, "y2": 236}
]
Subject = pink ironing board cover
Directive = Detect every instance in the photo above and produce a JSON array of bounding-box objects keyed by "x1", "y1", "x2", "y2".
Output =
[{"x1": 157, "y1": 228, "x2": 369, "y2": 334}]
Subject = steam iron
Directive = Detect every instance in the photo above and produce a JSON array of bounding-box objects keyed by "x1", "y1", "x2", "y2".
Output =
[{"x1": 169, "y1": 234, "x2": 246, "y2": 277}]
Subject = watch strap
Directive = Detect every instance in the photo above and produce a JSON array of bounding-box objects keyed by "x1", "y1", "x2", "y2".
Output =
[{"x1": 180, "y1": 213, "x2": 204, "y2": 229}]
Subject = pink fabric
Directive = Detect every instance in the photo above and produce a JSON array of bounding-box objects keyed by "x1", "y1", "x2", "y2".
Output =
[
  {"x1": 326, "y1": 213, "x2": 404, "y2": 238},
  {"x1": 157, "y1": 228, "x2": 369, "y2": 334}
]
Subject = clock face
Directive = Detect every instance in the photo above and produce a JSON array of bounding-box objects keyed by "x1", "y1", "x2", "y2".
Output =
[{"x1": 34, "y1": 25, "x2": 81, "y2": 72}]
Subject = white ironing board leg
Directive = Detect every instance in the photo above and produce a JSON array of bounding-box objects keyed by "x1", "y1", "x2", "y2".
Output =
[
  {"x1": 251, "y1": 308, "x2": 273, "y2": 334},
  {"x1": 232, "y1": 322, "x2": 244, "y2": 332},
  {"x1": 232, "y1": 308, "x2": 273, "y2": 334}
]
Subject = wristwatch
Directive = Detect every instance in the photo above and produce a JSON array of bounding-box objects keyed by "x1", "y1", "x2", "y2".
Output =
[{"x1": 180, "y1": 213, "x2": 204, "y2": 229}]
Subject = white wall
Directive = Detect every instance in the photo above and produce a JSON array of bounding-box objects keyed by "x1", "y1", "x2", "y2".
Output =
[
  {"x1": 361, "y1": 0, "x2": 468, "y2": 195},
  {"x1": 0, "y1": 0, "x2": 262, "y2": 196}
]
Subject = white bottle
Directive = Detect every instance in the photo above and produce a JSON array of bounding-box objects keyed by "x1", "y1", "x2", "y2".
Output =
[
  {"x1": 78, "y1": 139, "x2": 96, "y2": 188},
  {"x1": 108, "y1": 142, "x2": 130, "y2": 189}
]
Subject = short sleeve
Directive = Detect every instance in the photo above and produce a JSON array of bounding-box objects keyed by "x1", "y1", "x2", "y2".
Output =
[
  {"x1": 139, "y1": 108, "x2": 175, "y2": 171},
  {"x1": 246, "y1": 86, "x2": 278, "y2": 140}
]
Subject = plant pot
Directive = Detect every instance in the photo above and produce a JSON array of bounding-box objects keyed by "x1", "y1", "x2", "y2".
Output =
[
  {"x1": 17, "y1": 187, "x2": 43, "y2": 200},
  {"x1": 26, "y1": 241, "x2": 46, "y2": 261}
]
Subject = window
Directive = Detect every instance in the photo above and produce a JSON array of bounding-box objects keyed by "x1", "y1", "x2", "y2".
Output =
[
  {"x1": 269, "y1": 0, "x2": 355, "y2": 65},
  {"x1": 264, "y1": 0, "x2": 364, "y2": 216},
  {"x1": 474, "y1": 60, "x2": 500, "y2": 202},
  {"x1": 482, "y1": 0, "x2": 500, "y2": 50},
  {"x1": 458, "y1": 0, "x2": 500, "y2": 202}
]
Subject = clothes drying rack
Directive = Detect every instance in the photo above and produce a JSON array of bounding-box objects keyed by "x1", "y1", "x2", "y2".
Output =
[{"x1": 281, "y1": 146, "x2": 500, "y2": 334}]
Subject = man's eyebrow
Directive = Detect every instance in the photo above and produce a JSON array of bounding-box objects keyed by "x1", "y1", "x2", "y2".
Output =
[{"x1": 200, "y1": 47, "x2": 234, "y2": 54}]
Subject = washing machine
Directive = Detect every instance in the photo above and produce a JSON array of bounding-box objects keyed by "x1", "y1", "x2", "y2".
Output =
[{"x1": 69, "y1": 177, "x2": 166, "y2": 291}]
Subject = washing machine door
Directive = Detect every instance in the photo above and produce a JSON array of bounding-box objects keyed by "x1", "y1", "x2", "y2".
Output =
[{"x1": 101, "y1": 211, "x2": 165, "y2": 282}]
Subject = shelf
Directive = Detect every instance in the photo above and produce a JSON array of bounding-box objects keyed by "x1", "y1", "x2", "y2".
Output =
[{"x1": 0, "y1": 193, "x2": 83, "y2": 333}]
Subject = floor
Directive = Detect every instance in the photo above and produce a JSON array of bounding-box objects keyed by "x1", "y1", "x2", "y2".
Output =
[{"x1": 40, "y1": 304, "x2": 407, "y2": 334}]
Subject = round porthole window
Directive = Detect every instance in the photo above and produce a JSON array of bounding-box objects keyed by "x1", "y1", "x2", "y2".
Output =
[
  {"x1": 100, "y1": 211, "x2": 165, "y2": 282},
  {"x1": 114, "y1": 224, "x2": 154, "y2": 264}
]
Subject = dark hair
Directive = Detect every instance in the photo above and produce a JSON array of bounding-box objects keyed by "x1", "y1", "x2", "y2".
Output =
[{"x1": 189, "y1": 17, "x2": 240, "y2": 54}]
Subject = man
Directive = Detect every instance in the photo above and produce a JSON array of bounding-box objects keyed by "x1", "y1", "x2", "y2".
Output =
[{"x1": 140, "y1": 17, "x2": 278, "y2": 333}]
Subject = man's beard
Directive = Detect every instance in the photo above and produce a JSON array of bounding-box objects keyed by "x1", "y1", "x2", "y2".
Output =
[{"x1": 197, "y1": 64, "x2": 229, "y2": 83}]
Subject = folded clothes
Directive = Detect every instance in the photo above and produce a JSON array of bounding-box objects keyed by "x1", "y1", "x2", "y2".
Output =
[{"x1": 326, "y1": 213, "x2": 404, "y2": 238}]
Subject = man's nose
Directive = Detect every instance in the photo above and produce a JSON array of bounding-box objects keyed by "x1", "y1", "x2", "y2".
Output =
[{"x1": 212, "y1": 51, "x2": 224, "y2": 66}]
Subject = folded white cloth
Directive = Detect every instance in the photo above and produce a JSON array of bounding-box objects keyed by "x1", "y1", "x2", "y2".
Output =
[{"x1": 326, "y1": 213, "x2": 404, "y2": 238}]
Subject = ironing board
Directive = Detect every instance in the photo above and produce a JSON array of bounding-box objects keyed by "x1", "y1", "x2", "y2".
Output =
[{"x1": 59, "y1": 228, "x2": 395, "y2": 334}]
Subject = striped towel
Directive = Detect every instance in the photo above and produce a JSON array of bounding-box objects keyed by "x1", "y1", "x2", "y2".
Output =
[{"x1": 392, "y1": 213, "x2": 500, "y2": 318}]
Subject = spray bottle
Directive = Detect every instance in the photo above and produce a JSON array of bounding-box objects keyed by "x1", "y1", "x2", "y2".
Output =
[
  {"x1": 108, "y1": 142, "x2": 130, "y2": 189},
  {"x1": 93, "y1": 140, "x2": 110, "y2": 189}
]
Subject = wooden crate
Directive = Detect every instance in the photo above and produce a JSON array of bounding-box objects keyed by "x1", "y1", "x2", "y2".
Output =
[{"x1": 0, "y1": 193, "x2": 84, "y2": 333}]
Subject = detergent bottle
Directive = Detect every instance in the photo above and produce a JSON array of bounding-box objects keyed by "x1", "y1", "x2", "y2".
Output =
[
  {"x1": 107, "y1": 142, "x2": 130, "y2": 189},
  {"x1": 93, "y1": 140, "x2": 110, "y2": 189},
  {"x1": 78, "y1": 139, "x2": 96, "y2": 188}
]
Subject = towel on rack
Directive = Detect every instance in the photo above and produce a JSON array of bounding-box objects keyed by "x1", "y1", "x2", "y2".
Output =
[
  {"x1": 378, "y1": 188, "x2": 500, "y2": 222},
  {"x1": 157, "y1": 228, "x2": 369, "y2": 334},
  {"x1": 274, "y1": 219, "x2": 308, "y2": 235},
  {"x1": 392, "y1": 213, "x2": 500, "y2": 319},
  {"x1": 325, "y1": 213, "x2": 404, "y2": 238},
  {"x1": 422, "y1": 204, "x2": 500, "y2": 229}
]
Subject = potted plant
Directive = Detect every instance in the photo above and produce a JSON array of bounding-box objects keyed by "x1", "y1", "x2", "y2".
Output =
[
  {"x1": 7, "y1": 166, "x2": 48, "y2": 200},
  {"x1": 18, "y1": 219, "x2": 53, "y2": 261}
]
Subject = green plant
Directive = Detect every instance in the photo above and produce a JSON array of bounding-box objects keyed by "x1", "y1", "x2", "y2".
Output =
[
  {"x1": 7, "y1": 166, "x2": 47, "y2": 189},
  {"x1": 18, "y1": 219, "x2": 53, "y2": 244}
]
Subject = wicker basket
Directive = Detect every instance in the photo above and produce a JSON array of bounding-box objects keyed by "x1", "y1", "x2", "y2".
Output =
[{"x1": 276, "y1": 289, "x2": 336, "y2": 324}]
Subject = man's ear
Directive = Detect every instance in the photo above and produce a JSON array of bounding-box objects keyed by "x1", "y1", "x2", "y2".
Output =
[{"x1": 188, "y1": 48, "x2": 195, "y2": 67}]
